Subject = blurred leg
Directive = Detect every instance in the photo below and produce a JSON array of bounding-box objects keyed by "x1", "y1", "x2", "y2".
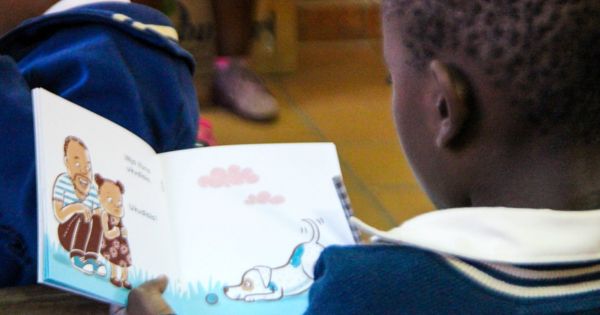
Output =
[
  {"x1": 211, "y1": 0, "x2": 253, "y2": 56},
  {"x1": 210, "y1": 0, "x2": 279, "y2": 121}
]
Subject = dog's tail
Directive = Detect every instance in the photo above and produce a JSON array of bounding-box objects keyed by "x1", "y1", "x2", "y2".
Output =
[{"x1": 302, "y1": 218, "x2": 320, "y2": 243}]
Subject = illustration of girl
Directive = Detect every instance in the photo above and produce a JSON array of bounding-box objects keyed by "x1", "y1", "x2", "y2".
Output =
[{"x1": 96, "y1": 174, "x2": 133, "y2": 289}]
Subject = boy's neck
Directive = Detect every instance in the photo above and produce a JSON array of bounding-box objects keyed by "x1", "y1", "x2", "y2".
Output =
[{"x1": 468, "y1": 144, "x2": 600, "y2": 210}]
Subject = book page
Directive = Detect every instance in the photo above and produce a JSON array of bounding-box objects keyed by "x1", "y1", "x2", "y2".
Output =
[
  {"x1": 159, "y1": 143, "x2": 356, "y2": 314},
  {"x1": 33, "y1": 89, "x2": 178, "y2": 304}
]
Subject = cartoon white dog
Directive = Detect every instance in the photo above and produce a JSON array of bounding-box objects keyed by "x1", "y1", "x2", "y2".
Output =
[{"x1": 223, "y1": 219, "x2": 324, "y2": 302}]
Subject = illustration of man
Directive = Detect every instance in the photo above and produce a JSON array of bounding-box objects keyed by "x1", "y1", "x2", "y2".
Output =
[{"x1": 52, "y1": 136, "x2": 106, "y2": 276}]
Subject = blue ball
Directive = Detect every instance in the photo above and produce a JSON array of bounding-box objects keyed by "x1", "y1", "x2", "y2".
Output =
[{"x1": 205, "y1": 293, "x2": 219, "y2": 305}]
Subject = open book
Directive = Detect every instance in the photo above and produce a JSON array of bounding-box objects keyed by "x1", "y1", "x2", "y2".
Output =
[{"x1": 33, "y1": 88, "x2": 358, "y2": 314}]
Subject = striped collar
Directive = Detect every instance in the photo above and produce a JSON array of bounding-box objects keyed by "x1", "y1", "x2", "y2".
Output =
[
  {"x1": 45, "y1": 0, "x2": 130, "y2": 15},
  {"x1": 351, "y1": 207, "x2": 600, "y2": 265},
  {"x1": 445, "y1": 256, "x2": 600, "y2": 299}
]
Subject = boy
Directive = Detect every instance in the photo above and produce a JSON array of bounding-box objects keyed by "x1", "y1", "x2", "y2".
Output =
[
  {"x1": 129, "y1": 0, "x2": 600, "y2": 314},
  {"x1": 0, "y1": 0, "x2": 197, "y2": 307},
  {"x1": 306, "y1": 1, "x2": 600, "y2": 314}
]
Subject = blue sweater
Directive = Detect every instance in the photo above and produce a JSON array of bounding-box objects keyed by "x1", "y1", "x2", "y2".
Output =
[
  {"x1": 0, "y1": 3, "x2": 198, "y2": 286},
  {"x1": 305, "y1": 245, "x2": 600, "y2": 315}
]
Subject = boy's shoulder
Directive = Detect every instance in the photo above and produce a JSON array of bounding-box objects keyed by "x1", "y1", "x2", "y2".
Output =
[
  {"x1": 0, "y1": 2, "x2": 191, "y2": 66},
  {"x1": 313, "y1": 244, "x2": 455, "y2": 290},
  {"x1": 307, "y1": 244, "x2": 600, "y2": 315},
  {"x1": 308, "y1": 245, "x2": 463, "y2": 315}
]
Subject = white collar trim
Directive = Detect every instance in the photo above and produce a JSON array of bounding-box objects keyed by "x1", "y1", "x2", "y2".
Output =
[
  {"x1": 351, "y1": 207, "x2": 600, "y2": 264},
  {"x1": 45, "y1": 0, "x2": 130, "y2": 15}
]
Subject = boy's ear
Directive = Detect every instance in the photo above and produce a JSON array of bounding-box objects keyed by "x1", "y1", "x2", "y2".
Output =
[{"x1": 429, "y1": 60, "x2": 471, "y2": 148}]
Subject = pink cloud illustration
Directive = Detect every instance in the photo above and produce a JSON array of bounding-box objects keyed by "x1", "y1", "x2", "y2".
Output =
[
  {"x1": 198, "y1": 165, "x2": 259, "y2": 188},
  {"x1": 245, "y1": 191, "x2": 285, "y2": 205}
]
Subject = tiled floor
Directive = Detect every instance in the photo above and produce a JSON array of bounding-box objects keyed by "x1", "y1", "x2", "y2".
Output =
[{"x1": 202, "y1": 40, "x2": 434, "y2": 230}]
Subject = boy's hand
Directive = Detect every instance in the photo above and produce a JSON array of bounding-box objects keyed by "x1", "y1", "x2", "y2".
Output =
[
  {"x1": 121, "y1": 227, "x2": 128, "y2": 238},
  {"x1": 128, "y1": 276, "x2": 174, "y2": 315},
  {"x1": 109, "y1": 276, "x2": 175, "y2": 315}
]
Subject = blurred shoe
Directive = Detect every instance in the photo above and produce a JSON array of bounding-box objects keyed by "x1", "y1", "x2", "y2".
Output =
[{"x1": 212, "y1": 57, "x2": 279, "y2": 122}]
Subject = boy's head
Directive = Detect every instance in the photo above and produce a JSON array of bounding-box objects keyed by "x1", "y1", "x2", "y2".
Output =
[{"x1": 382, "y1": 1, "x2": 600, "y2": 209}]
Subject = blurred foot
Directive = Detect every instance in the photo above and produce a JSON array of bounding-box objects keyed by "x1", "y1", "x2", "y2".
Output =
[{"x1": 212, "y1": 57, "x2": 279, "y2": 122}]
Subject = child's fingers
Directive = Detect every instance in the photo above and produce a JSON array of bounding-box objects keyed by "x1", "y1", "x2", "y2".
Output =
[
  {"x1": 137, "y1": 275, "x2": 168, "y2": 293},
  {"x1": 127, "y1": 276, "x2": 174, "y2": 315}
]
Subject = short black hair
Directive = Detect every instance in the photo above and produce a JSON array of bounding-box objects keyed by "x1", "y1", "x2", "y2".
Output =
[{"x1": 383, "y1": 0, "x2": 600, "y2": 145}]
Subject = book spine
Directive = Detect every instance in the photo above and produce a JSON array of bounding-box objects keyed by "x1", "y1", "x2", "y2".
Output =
[{"x1": 333, "y1": 176, "x2": 361, "y2": 243}]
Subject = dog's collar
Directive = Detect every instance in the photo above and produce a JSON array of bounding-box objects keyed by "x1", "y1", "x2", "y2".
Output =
[{"x1": 351, "y1": 207, "x2": 600, "y2": 265}]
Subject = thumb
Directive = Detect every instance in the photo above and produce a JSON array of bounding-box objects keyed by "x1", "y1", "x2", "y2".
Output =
[
  {"x1": 138, "y1": 275, "x2": 169, "y2": 293},
  {"x1": 127, "y1": 275, "x2": 174, "y2": 315}
]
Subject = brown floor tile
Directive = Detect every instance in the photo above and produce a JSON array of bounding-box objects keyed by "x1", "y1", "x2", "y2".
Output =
[
  {"x1": 201, "y1": 83, "x2": 322, "y2": 145},
  {"x1": 279, "y1": 40, "x2": 394, "y2": 142},
  {"x1": 336, "y1": 142, "x2": 419, "y2": 186},
  {"x1": 298, "y1": 93, "x2": 396, "y2": 143}
]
